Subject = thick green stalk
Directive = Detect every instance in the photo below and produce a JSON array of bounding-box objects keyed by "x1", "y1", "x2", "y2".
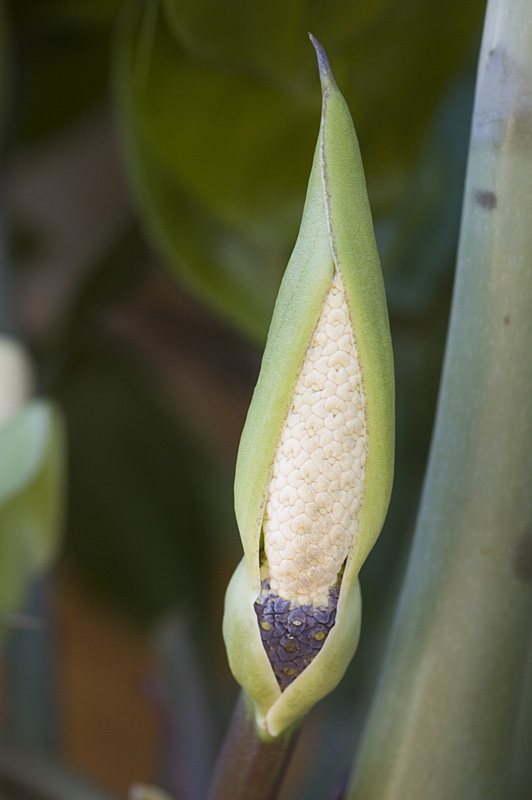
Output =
[
  {"x1": 206, "y1": 693, "x2": 298, "y2": 800},
  {"x1": 347, "y1": 0, "x2": 532, "y2": 798}
]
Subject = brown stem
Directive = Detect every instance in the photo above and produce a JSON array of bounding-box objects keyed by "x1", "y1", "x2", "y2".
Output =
[{"x1": 207, "y1": 692, "x2": 299, "y2": 800}]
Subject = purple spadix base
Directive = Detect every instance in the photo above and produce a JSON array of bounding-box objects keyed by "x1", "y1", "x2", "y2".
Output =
[{"x1": 254, "y1": 581, "x2": 339, "y2": 689}]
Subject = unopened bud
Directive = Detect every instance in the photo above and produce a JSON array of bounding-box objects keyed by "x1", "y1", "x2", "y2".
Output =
[{"x1": 223, "y1": 35, "x2": 394, "y2": 737}]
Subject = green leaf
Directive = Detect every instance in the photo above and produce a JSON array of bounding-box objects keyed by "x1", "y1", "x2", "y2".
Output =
[
  {"x1": 58, "y1": 344, "x2": 237, "y2": 625},
  {"x1": 113, "y1": 0, "x2": 484, "y2": 342}
]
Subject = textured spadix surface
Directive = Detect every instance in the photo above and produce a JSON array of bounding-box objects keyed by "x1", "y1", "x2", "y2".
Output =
[
  {"x1": 263, "y1": 272, "x2": 366, "y2": 608},
  {"x1": 223, "y1": 37, "x2": 394, "y2": 737}
]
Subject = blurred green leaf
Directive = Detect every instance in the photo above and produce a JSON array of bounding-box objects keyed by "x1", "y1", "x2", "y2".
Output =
[
  {"x1": 6, "y1": 0, "x2": 122, "y2": 141},
  {"x1": 161, "y1": 0, "x2": 392, "y2": 89},
  {"x1": 0, "y1": 400, "x2": 64, "y2": 619},
  {"x1": 114, "y1": 0, "x2": 484, "y2": 342},
  {"x1": 10, "y1": 0, "x2": 124, "y2": 28},
  {"x1": 57, "y1": 344, "x2": 238, "y2": 625}
]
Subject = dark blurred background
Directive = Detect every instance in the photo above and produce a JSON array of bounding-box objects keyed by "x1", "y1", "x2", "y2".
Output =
[{"x1": 0, "y1": 1, "x2": 486, "y2": 798}]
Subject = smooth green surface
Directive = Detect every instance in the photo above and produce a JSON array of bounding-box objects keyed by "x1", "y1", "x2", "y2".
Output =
[
  {"x1": 348, "y1": 0, "x2": 532, "y2": 797},
  {"x1": 224, "y1": 40, "x2": 394, "y2": 736},
  {"x1": 317, "y1": 50, "x2": 395, "y2": 585}
]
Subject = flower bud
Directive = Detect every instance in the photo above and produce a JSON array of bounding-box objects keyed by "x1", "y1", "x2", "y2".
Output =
[
  {"x1": 0, "y1": 336, "x2": 64, "y2": 629},
  {"x1": 223, "y1": 35, "x2": 394, "y2": 737},
  {"x1": 0, "y1": 336, "x2": 34, "y2": 426}
]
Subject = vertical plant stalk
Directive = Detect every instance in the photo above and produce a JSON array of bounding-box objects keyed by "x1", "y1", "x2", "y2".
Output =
[
  {"x1": 206, "y1": 692, "x2": 298, "y2": 800},
  {"x1": 347, "y1": 0, "x2": 532, "y2": 798},
  {"x1": 3, "y1": 579, "x2": 59, "y2": 754}
]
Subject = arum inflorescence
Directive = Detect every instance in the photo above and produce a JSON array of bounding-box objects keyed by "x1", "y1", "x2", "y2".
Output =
[
  {"x1": 223, "y1": 35, "x2": 394, "y2": 737},
  {"x1": 255, "y1": 269, "x2": 367, "y2": 689}
]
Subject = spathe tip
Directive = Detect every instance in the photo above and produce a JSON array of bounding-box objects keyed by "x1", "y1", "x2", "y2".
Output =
[{"x1": 308, "y1": 33, "x2": 336, "y2": 90}]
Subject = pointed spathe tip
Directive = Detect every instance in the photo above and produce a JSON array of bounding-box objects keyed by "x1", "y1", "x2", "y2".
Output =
[{"x1": 308, "y1": 33, "x2": 336, "y2": 91}]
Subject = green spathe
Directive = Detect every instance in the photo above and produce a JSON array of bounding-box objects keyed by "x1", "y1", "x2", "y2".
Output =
[{"x1": 223, "y1": 36, "x2": 394, "y2": 736}]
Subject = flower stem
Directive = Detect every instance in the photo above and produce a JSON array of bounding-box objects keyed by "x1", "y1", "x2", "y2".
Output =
[{"x1": 207, "y1": 692, "x2": 299, "y2": 800}]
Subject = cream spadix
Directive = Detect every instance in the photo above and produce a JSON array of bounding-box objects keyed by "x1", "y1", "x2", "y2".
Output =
[{"x1": 223, "y1": 35, "x2": 394, "y2": 737}]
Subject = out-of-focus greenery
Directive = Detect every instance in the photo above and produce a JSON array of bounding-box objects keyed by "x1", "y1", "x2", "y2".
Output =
[
  {"x1": 114, "y1": 0, "x2": 483, "y2": 342},
  {"x1": 7, "y1": 0, "x2": 122, "y2": 140},
  {"x1": 1, "y1": 0, "x2": 488, "y2": 797},
  {"x1": 0, "y1": 400, "x2": 64, "y2": 628},
  {"x1": 56, "y1": 336, "x2": 237, "y2": 624}
]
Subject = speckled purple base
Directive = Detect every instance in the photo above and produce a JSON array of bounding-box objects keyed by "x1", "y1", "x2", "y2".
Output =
[{"x1": 254, "y1": 582, "x2": 339, "y2": 690}]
